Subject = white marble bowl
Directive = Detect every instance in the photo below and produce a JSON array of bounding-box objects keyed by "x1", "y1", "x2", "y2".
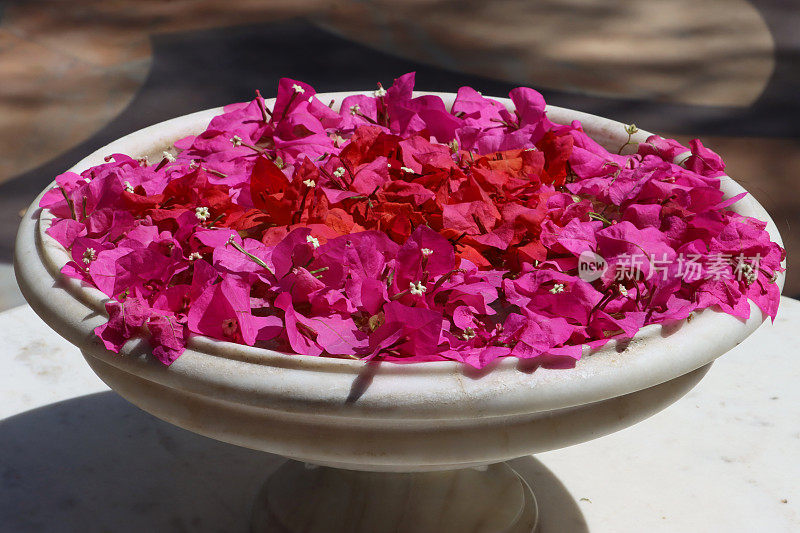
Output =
[{"x1": 14, "y1": 92, "x2": 785, "y2": 532}]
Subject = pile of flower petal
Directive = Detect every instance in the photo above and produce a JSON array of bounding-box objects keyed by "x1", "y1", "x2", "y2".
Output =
[{"x1": 40, "y1": 73, "x2": 785, "y2": 368}]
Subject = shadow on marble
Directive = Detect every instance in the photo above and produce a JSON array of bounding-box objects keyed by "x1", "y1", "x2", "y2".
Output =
[
  {"x1": 0, "y1": 391, "x2": 588, "y2": 532},
  {"x1": 0, "y1": 391, "x2": 281, "y2": 532}
]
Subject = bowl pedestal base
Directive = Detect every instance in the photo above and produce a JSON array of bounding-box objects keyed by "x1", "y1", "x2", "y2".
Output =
[{"x1": 251, "y1": 461, "x2": 538, "y2": 533}]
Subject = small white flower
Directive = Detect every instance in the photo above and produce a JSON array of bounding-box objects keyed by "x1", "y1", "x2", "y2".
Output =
[
  {"x1": 123, "y1": 181, "x2": 134, "y2": 193},
  {"x1": 738, "y1": 261, "x2": 758, "y2": 285},
  {"x1": 462, "y1": 327, "x2": 476, "y2": 340},
  {"x1": 549, "y1": 283, "x2": 565, "y2": 294},
  {"x1": 401, "y1": 166, "x2": 414, "y2": 174},
  {"x1": 625, "y1": 123, "x2": 639, "y2": 135},
  {"x1": 306, "y1": 235, "x2": 320, "y2": 248},
  {"x1": 303, "y1": 179, "x2": 316, "y2": 188},
  {"x1": 333, "y1": 166, "x2": 346, "y2": 178},
  {"x1": 82, "y1": 248, "x2": 96, "y2": 265},
  {"x1": 421, "y1": 248, "x2": 433, "y2": 257},
  {"x1": 618, "y1": 284, "x2": 628, "y2": 297},
  {"x1": 409, "y1": 280, "x2": 427, "y2": 296},
  {"x1": 230, "y1": 135, "x2": 243, "y2": 147},
  {"x1": 162, "y1": 151, "x2": 176, "y2": 162},
  {"x1": 188, "y1": 252, "x2": 202, "y2": 261},
  {"x1": 349, "y1": 104, "x2": 360, "y2": 115},
  {"x1": 374, "y1": 86, "x2": 387, "y2": 98},
  {"x1": 195, "y1": 206, "x2": 210, "y2": 221},
  {"x1": 448, "y1": 139, "x2": 459, "y2": 153},
  {"x1": 292, "y1": 84, "x2": 305, "y2": 94},
  {"x1": 387, "y1": 163, "x2": 392, "y2": 168}
]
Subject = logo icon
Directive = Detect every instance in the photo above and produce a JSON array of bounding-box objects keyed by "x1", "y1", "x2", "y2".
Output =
[{"x1": 578, "y1": 251, "x2": 607, "y2": 282}]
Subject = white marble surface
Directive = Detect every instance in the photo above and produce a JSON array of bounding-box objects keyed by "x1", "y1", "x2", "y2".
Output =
[{"x1": 0, "y1": 299, "x2": 798, "y2": 532}]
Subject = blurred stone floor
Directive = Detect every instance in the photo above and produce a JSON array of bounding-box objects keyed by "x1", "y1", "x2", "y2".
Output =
[{"x1": 1, "y1": 0, "x2": 798, "y2": 310}]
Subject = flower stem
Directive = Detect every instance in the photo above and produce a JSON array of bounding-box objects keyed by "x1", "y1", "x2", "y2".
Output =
[
  {"x1": 255, "y1": 89, "x2": 272, "y2": 120},
  {"x1": 227, "y1": 239, "x2": 272, "y2": 272},
  {"x1": 588, "y1": 212, "x2": 612, "y2": 225},
  {"x1": 277, "y1": 91, "x2": 299, "y2": 123},
  {"x1": 390, "y1": 289, "x2": 409, "y2": 301},
  {"x1": 203, "y1": 167, "x2": 228, "y2": 178},
  {"x1": 60, "y1": 188, "x2": 76, "y2": 220}
]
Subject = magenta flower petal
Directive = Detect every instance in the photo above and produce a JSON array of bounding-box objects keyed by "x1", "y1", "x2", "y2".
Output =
[
  {"x1": 94, "y1": 297, "x2": 151, "y2": 353},
  {"x1": 148, "y1": 314, "x2": 188, "y2": 365},
  {"x1": 275, "y1": 292, "x2": 323, "y2": 356},
  {"x1": 378, "y1": 301, "x2": 444, "y2": 357}
]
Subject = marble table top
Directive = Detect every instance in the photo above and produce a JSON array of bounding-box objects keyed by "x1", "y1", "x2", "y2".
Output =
[{"x1": 0, "y1": 300, "x2": 797, "y2": 533}]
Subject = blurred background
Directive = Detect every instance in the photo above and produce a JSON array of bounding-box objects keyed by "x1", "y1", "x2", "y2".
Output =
[{"x1": 1, "y1": 0, "x2": 797, "y2": 310}]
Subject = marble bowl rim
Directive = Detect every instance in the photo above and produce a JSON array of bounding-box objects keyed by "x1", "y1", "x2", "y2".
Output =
[{"x1": 14, "y1": 90, "x2": 786, "y2": 415}]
